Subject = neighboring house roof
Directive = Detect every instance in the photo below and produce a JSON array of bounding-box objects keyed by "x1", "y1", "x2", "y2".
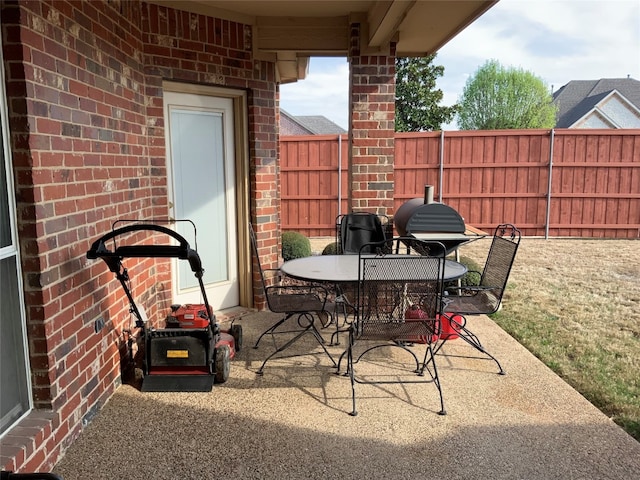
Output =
[
  {"x1": 553, "y1": 78, "x2": 640, "y2": 128},
  {"x1": 281, "y1": 109, "x2": 347, "y2": 135}
]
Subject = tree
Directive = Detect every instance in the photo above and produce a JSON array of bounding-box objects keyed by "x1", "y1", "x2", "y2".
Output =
[
  {"x1": 395, "y1": 55, "x2": 457, "y2": 132},
  {"x1": 456, "y1": 59, "x2": 557, "y2": 130}
]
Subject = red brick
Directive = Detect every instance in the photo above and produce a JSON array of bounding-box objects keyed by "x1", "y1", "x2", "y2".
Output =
[{"x1": 20, "y1": 445, "x2": 46, "y2": 473}]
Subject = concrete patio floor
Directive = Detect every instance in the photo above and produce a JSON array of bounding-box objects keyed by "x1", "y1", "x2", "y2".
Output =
[{"x1": 53, "y1": 310, "x2": 640, "y2": 479}]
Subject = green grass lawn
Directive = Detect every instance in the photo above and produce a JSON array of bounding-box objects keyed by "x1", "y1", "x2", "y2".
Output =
[{"x1": 460, "y1": 238, "x2": 640, "y2": 442}]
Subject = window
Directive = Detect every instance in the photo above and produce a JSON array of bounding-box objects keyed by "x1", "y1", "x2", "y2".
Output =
[{"x1": 0, "y1": 44, "x2": 32, "y2": 436}]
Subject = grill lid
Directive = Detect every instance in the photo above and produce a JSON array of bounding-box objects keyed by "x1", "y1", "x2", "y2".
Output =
[{"x1": 394, "y1": 199, "x2": 465, "y2": 236}]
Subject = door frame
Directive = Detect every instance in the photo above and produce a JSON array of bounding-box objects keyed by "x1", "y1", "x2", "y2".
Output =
[{"x1": 162, "y1": 81, "x2": 252, "y2": 309}]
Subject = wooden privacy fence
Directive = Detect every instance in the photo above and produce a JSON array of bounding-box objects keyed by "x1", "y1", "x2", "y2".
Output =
[{"x1": 280, "y1": 129, "x2": 640, "y2": 238}]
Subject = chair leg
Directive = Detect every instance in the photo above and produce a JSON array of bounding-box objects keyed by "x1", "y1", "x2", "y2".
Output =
[
  {"x1": 309, "y1": 324, "x2": 325, "y2": 344},
  {"x1": 421, "y1": 343, "x2": 446, "y2": 415},
  {"x1": 317, "y1": 310, "x2": 333, "y2": 329},
  {"x1": 253, "y1": 314, "x2": 292, "y2": 349},
  {"x1": 256, "y1": 314, "x2": 337, "y2": 375},
  {"x1": 330, "y1": 292, "x2": 355, "y2": 346},
  {"x1": 309, "y1": 321, "x2": 338, "y2": 367},
  {"x1": 347, "y1": 330, "x2": 357, "y2": 416},
  {"x1": 335, "y1": 351, "x2": 346, "y2": 375},
  {"x1": 435, "y1": 314, "x2": 505, "y2": 375},
  {"x1": 455, "y1": 325, "x2": 505, "y2": 375},
  {"x1": 347, "y1": 333, "x2": 445, "y2": 416},
  {"x1": 329, "y1": 299, "x2": 345, "y2": 345}
]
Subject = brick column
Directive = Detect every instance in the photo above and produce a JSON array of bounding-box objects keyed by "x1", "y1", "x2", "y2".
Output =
[
  {"x1": 348, "y1": 23, "x2": 396, "y2": 216},
  {"x1": 249, "y1": 79, "x2": 280, "y2": 310}
]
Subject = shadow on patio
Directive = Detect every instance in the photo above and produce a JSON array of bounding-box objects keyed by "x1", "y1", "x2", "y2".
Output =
[{"x1": 53, "y1": 311, "x2": 640, "y2": 479}]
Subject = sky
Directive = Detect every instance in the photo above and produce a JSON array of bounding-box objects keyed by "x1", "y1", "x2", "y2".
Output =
[{"x1": 279, "y1": 0, "x2": 640, "y2": 130}]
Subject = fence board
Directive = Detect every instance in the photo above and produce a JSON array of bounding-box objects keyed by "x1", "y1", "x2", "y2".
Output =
[{"x1": 282, "y1": 130, "x2": 640, "y2": 239}]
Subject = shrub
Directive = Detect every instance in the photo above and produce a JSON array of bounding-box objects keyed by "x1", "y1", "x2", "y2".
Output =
[
  {"x1": 322, "y1": 242, "x2": 339, "y2": 255},
  {"x1": 282, "y1": 231, "x2": 312, "y2": 261},
  {"x1": 458, "y1": 255, "x2": 482, "y2": 286},
  {"x1": 445, "y1": 255, "x2": 482, "y2": 292}
]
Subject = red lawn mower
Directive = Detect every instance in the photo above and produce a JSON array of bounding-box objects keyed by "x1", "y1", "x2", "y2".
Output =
[{"x1": 86, "y1": 221, "x2": 241, "y2": 392}]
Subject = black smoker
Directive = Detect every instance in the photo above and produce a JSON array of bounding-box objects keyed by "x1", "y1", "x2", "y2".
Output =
[{"x1": 394, "y1": 186, "x2": 468, "y2": 255}]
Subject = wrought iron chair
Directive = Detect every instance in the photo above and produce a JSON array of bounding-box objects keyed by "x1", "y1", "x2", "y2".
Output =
[
  {"x1": 343, "y1": 237, "x2": 447, "y2": 416},
  {"x1": 336, "y1": 212, "x2": 391, "y2": 254},
  {"x1": 329, "y1": 212, "x2": 393, "y2": 344},
  {"x1": 437, "y1": 223, "x2": 522, "y2": 374},
  {"x1": 249, "y1": 223, "x2": 336, "y2": 374}
]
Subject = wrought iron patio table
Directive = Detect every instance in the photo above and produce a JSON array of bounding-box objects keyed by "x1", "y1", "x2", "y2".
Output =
[
  {"x1": 281, "y1": 254, "x2": 468, "y2": 284},
  {"x1": 281, "y1": 254, "x2": 468, "y2": 345}
]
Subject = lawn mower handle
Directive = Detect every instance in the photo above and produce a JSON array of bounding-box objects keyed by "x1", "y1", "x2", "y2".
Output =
[{"x1": 86, "y1": 223, "x2": 203, "y2": 273}]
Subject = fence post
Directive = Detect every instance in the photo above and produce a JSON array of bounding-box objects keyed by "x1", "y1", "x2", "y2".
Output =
[
  {"x1": 338, "y1": 134, "x2": 343, "y2": 217},
  {"x1": 545, "y1": 129, "x2": 555, "y2": 239},
  {"x1": 438, "y1": 130, "x2": 445, "y2": 202}
]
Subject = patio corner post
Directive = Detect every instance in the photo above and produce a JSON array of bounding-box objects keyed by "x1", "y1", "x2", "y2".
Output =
[{"x1": 347, "y1": 22, "x2": 396, "y2": 217}]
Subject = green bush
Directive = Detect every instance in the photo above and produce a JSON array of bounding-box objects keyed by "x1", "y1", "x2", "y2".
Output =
[
  {"x1": 446, "y1": 255, "x2": 482, "y2": 291},
  {"x1": 322, "y1": 242, "x2": 339, "y2": 255},
  {"x1": 282, "y1": 231, "x2": 312, "y2": 261},
  {"x1": 458, "y1": 255, "x2": 482, "y2": 286}
]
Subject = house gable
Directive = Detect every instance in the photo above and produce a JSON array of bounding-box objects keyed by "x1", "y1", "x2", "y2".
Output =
[
  {"x1": 571, "y1": 90, "x2": 640, "y2": 129},
  {"x1": 554, "y1": 78, "x2": 640, "y2": 128}
]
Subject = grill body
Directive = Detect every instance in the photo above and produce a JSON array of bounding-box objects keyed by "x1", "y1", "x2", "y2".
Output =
[{"x1": 394, "y1": 199, "x2": 467, "y2": 255}]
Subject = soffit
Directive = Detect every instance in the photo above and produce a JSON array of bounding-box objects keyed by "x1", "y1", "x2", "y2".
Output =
[{"x1": 148, "y1": 1, "x2": 497, "y2": 83}]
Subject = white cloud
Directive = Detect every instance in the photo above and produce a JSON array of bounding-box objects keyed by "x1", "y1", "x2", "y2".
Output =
[
  {"x1": 280, "y1": 58, "x2": 350, "y2": 130},
  {"x1": 279, "y1": 0, "x2": 640, "y2": 131},
  {"x1": 437, "y1": 0, "x2": 640, "y2": 105}
]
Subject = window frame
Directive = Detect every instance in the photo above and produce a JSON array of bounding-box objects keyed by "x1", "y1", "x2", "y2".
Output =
[{"x1": 0, "y1": 41, "x2": 33, "y2": 437}]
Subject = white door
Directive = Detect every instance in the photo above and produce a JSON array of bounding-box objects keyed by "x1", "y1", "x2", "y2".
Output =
[{"x1": 164, "y1": 91, "x2": 238, "y2": 310}]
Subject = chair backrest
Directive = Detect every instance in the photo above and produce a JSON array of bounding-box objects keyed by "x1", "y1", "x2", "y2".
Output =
[
  {"x1": 479, "y1": 223, "x2": 521, "y2": 302},
  {"x1": 248, "y1": 222, "x2": 270, "y2": 290},
  {"x1": 249, "y1": 222, "x2": 285, "y2": 313},
  {"x1": 337, "y1": 212, "x2": 389, "y2": 254},
  {"x1": 355, "y1": 238, "x2": 446, "y2": 341}
]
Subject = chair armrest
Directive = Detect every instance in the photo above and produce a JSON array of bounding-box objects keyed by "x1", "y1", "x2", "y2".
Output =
[
  {"x1": 266, "y1": 284, "x2": 329, "y2": 302},
  {"x1": 444, "y1": 285, "x2": 500, "y2": 308},
  {"x1": 446, "y1": 284, "x2": 491, "y2": 293}
]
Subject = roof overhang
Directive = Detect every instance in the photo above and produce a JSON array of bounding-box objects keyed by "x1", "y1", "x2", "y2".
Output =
[{"x1": 148, "y1": 1, "x2": 498, "y2": 83}]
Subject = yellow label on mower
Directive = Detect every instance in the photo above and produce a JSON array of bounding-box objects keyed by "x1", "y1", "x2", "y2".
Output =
[{"x1": 166, "y1": 350, "x2": 189, "y2": 358}]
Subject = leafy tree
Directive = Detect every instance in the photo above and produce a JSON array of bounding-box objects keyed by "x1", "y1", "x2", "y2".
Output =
[
  {"x1": 395, "y1": 55, "x2": 457, "y2": 132},
  {"x1": 457, "y1": 59, "x2": 557, "y2": 130}
]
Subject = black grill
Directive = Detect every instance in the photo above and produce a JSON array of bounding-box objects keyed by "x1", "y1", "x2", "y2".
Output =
[{"x1": 394, "y1": 198, "x2": 467, "y2": 254}]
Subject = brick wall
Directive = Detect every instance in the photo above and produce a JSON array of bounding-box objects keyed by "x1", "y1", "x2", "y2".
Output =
[
  {"x1": 249, "y1": 82, "x2": 282, "y2": 310},
  {"x1": 1, "y1": 0, "x2": 278, "y2": 472},
  {"x1": 348, "y1": 23, "x2": 395, "y2": 216},
  {"x1": 141, "y1": 2, "x2": 280, "y2": 310},
  {"x1": 2, "y1": 1, "x2": 150, "y2": 471}
]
